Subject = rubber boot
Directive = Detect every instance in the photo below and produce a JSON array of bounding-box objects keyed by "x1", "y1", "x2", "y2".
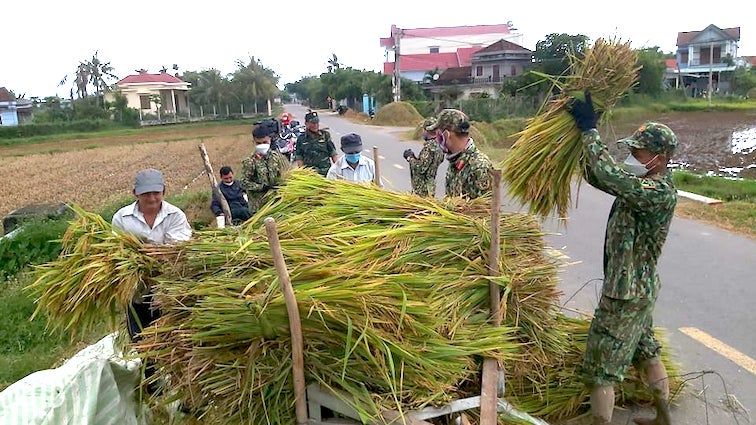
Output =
[
  {"x1": 633, "y1": 357, "x2": 672, "y2": 425},
  {"x1": 590, "y1": 385, "x2": 615, "y2": 425}
]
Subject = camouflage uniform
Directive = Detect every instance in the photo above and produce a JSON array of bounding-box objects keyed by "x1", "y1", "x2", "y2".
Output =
[
  {"x1": 408, "y1": 127, "x2": 445, "y2": 197},
  {"x1": 240, "y1": 151, "x2": 289, "y2": 213},
  {"x1": 426, "y1": 109, "x2": 493, "y2": 199},
  {"x1": 295, "y1": 130, "x2": 337, "y2": 176},
  {"x1": 580, "y1": 122, "x2": 678, "y2": 387}
]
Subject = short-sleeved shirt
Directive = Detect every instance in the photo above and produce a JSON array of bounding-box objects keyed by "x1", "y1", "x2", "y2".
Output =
[{"x1": 111, "y1": 201, "x2": 192, "y2": 245}]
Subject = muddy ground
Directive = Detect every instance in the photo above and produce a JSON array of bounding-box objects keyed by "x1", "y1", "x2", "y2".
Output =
[{"x1": 602, "y1": 110, "x2": 756, "y2": 178}]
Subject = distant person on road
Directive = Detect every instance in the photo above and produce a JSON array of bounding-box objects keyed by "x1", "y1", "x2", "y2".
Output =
[
  {"x1": 294, "y1": 111, "x2": 338, "y2": 176},
  {"x1": 569, "y1": 92, "x2": 677, "y2": 425},
  {"x1": 211, "y1": 166, "x2": 251, "y2": 224},
  {"x1": 404, "y1": 117, "x2": 445, "y2": 197},
  {"x1": 111, "y1": 168, "x2": 192, "y2": 393},
  {"x1": 426, "y1": 109, "x2": 492, "y2": 199},
  {"x1": 326, "y1": 133, "x2": 380, "y2": 185},
  {"x1": 241, "y1": 124, "x2": 289, "y2": 213}
]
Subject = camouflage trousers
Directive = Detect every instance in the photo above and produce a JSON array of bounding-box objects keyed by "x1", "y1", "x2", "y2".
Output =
[{"x1": 581, "y1": 294, "x2": 662, "y2": 387}]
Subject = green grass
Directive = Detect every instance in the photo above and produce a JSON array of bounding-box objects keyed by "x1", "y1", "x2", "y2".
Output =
[
  {"x1": 673, "y1": 171, "x2": 756, "y2": 202},
  {"x1": 0, "y1": 276, "x2": 105, "y2": 390}
]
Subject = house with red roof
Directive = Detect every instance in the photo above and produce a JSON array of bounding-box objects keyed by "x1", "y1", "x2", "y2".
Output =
[
  {"x1": 427, "y1": 39, "x2": 533, "y2": 100},
  {"x1": 672, "y1": 24, "x2": 740, "y2": 92},
  {"x1": 381, "y1": 24, "x2": 522, "y2": 83},
  {"x1": 105, "y1": 69, "x2": 191, "y2": 117}
]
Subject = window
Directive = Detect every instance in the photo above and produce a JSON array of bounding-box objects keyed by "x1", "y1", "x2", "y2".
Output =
[
  {"x1": 476, "y1": 66, "x2": 483, "y2": 76},
  {"x1": 429, "y1": 46, "x2": 440, "y2": 53},
  {"x1": 511, "y1": 66, "x2": 517, "y2": 76},
  {"x1": 139, "y1": 95, "x2": 151, "y2": 110}
]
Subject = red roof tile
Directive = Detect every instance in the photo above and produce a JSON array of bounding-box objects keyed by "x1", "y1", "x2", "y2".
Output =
[
  {"x1": 665, "y1": 58, "x2": 678, "y2": 69},
  {"x1": 456, "y1": 47, "x2": 481, "y2": 67},
  {"x1": 381, "y1": 24, "x2": 511, "y2": 47},
  {"x1": 384, "y1": 52, "x2": 461, "y2": 73},
  {"x1": 0, "y1": 87, "x2": 14, "y2": 102},
  {"x1": 117, "y1": 73, "x2": 186, "y2": 85},
  {"x1": 403, "y1": 24, "x2": 510, "y2": 38},
  {"x1": 677, "y1": 25, "x2": 740, "y2": 46}
]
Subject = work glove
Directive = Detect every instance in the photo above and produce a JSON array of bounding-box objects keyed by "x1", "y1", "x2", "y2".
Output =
[
  {"x1": 403, "y1": 149, "x2": 416, "y2": 161},
  {"x1": 568, "y1": 91, "x2": 598, "y2": 132}
]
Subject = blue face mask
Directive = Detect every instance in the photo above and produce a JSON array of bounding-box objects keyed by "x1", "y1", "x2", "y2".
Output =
[{"x1": 345, "y1": 153, "x2": 361, "y2": 163}]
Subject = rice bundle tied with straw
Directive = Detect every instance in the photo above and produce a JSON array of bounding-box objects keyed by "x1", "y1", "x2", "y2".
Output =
[{"x1": 503, "y1": 38, "x2": 640, "y2": 218}]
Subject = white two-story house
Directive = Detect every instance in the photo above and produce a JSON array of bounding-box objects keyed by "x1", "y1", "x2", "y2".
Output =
[{"x1": 673, "y1": 24, "x2": 740, "y2": 93}]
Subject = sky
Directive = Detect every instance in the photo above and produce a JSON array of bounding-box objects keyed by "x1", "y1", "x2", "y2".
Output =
[{"x1": 2, "y1": 0, "x2": 753, "y2": 98}]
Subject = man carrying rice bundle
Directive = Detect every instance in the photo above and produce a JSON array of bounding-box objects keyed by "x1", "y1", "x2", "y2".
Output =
[{"x1": 569, "y1": 92, "x2": 677, "y2": 425}]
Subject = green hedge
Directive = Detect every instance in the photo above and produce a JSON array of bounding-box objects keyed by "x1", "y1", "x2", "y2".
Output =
[
  {"x1": 673, "y1": 171, "x2": 756, "y2": 202},
  {"x1": 0, "y1": 119, "x2": 124, "y2": 139},
  {"x1": 0, "y1": 219, "x2": 69, "y2": 280}
]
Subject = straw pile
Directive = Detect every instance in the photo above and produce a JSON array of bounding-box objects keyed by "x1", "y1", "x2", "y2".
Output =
[
  {"x1": 502, "y1": 38, "x2": 640, "y2": 218},
  {"x1": 29, "y1": 170, "x2": 679, "y2": 424},
  {"x1": 373, "y1": 101, "x2": 424, "y2": 126}
]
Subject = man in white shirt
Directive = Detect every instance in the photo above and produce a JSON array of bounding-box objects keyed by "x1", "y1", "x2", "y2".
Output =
[
  {"x1": 326, "y1": 133, "x2": 381, "y2": 186},
  {"x1": 112, "y1": 168, "x2": 191, "y2": 394},
  {"x1": 112, "y1": 169, "x2": 192, "y2": 245}
]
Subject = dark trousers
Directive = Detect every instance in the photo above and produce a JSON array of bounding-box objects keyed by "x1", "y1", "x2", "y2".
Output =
[
  {"x1": 230, "y1": 205, "x2": 252, "y2": 224},
  {"x1": 127, "y1": 293, "x2": 161, "y2": 394}
]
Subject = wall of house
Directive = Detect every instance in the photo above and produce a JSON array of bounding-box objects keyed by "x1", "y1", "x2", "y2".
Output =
[
  {"x1": 0, "y1": 109, "x2": 19, "y2": 126},
  {"x1": 399, "y1": 33, "x2": 523, "y2": 55},
  {"x1": 471, "y1": 61, "x2": 529, "y2": 82}
]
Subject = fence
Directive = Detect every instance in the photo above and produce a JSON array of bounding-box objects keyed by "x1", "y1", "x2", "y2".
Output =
[{"x1": 139, "y1": 100, "x2": 275, "y2": 126}]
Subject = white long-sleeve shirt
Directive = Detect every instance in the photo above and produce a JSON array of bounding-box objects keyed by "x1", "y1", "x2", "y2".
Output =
[
  {"x1": 326, "y1": 155, "x2": 382, "y2": 186},
  {"x1": 111, "y1": 201, "x2": 191, "y2": 244}
]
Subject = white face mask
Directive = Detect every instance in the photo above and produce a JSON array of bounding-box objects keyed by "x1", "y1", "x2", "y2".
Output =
[
  {"x1": 255, "y1": 143, "x2": 270, "y2": 156},
  {"x1": 623, "y1": 153, "x2": 657, "y2": 177}
]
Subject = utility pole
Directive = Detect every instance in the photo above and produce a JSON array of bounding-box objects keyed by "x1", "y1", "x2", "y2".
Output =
[
  {"x1": 708, "y1": 41, "x2": 714, "y2": 105},
  {"x1": 393, "y1": 27, "x2": 402, "y2": 102}
]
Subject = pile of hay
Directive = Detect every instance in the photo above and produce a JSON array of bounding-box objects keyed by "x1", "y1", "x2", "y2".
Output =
[
  {"x1": 373, "y1": 101, "x2": 424, "y2": 126},
  {"x1": 29, "y1": 170, "x2": 680, "y2": 424}
]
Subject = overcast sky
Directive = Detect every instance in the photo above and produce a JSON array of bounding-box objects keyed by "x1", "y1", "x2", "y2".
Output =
[{"x1": 3, "y1": 0, "x2": 753, "y2": 98}]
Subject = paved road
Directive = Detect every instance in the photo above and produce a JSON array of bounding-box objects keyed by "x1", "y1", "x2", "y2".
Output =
[{"x1": 286, "y1": 104, "x2": 755, "y2": 424}]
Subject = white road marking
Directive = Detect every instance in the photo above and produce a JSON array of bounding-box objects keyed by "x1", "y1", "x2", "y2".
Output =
[
  {"x1": 378, "y1": 155, "x2": 386, "y2": 160},
  {"x1": 393, "y1": 163, "x2": 405, "y2": 170},
  {"x1": 680, "y1": 327, "x2": 756, "y2": 375}
]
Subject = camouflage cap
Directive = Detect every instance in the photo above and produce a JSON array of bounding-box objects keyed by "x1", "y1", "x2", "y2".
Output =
[
  {"x1": 422, "y1": 117, "x2": 437, "y2": 129},
  {"x1": 618, "y1": 122, "x2": 678, "y2": 155},
  {"x1": 425, "y1": 109, "x2": 470, "y2": 133},
  {"x1": 305, "y1": 111, "x2": 320, "y2": 123}
]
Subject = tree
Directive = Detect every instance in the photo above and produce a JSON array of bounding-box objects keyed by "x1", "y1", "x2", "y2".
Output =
[
  {"x1": 731, "y1": 67, "x2": 756, "y2": 97},
  {"x1": 635, "y1": 47, "x2": 666, "y2": 96},
  {"x1": 231, "y1": 57, "x2": 280, "y2": 111},
  {"x1": 59, "y1": 51, "x2": 117, "y2": 103},
  {"x1": 327, "y1": 54, "x2": 340, "y2": 73},
  {"x1": 85, "y1": 51, "x2": 118, "y2": 104},
  {"x1": 534, "y1": 33, "x2": 589, "y2": 76}
]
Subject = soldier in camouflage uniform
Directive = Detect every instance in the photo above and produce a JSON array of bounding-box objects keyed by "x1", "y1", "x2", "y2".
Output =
[
  {"x1": 241, "y1": 125, "x2": 290, "y2": 213},
  {"x1": 403, "y1": 117, "x2": 445, "y2": 197},
  {"x1": 570, "y1": 92, "x2": 677, "y2": 425},
  {"x1": 294, "y1": 111, "x2": 338, "y2": 176},
  {"x1": 426, "y1": 109, "x2": 493, "y2": 199}
]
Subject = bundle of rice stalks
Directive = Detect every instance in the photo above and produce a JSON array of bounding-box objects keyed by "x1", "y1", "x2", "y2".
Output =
[
  {"x1": 30, "y1": 170, "x2": 680, "y2": 424},
  {"x1": 502, "y1": 38, "x2": 640, "y2": 218},
  {"x1": 27, "y1": 205, "x2": 158, "y2": 334}
]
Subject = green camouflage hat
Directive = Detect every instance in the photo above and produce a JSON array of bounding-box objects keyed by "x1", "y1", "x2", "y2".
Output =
[
  {"x1": 618, "y1": 122, "x2": 678, "y2": 155},
  {"x1": 422, "y1": 116, "x2": 437, "y2": 129},
  {"x1": 426, "y1": 109, "x2": 470, "y2": 133}
]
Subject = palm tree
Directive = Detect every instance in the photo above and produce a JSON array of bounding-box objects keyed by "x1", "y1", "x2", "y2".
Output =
[
  {"x1": 85, "y1": 51, "x2": 118, "y2": 105},
  {"x1": 327, "y1": 53, "x2": 340, "y2": 73}
]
